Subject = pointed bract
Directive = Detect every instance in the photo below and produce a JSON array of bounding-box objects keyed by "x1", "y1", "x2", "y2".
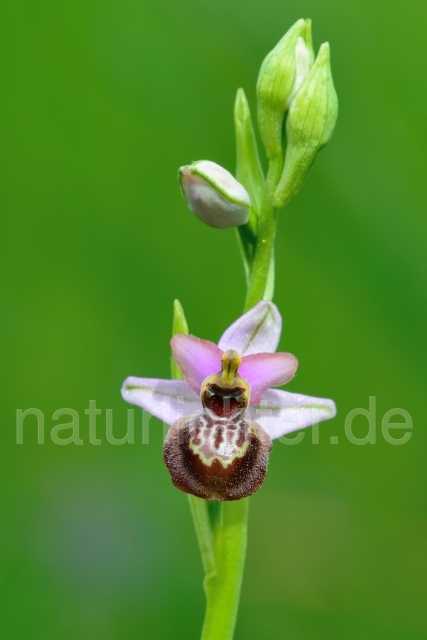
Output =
[{"x1": 234, "y1": 87, "x2": 265, "y2": 216}]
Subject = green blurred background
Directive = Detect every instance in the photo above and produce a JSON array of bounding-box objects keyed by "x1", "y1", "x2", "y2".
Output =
[{"x1": 1, "y1": 0, "x2": 426, "y2": 638}]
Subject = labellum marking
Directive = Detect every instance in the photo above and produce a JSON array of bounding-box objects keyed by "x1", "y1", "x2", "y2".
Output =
[{"x1": 188, "y1": 410, "x2": 251, "y2": 468}]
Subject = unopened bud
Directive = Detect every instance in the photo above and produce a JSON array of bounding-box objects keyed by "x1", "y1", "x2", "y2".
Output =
[
  {"x1": 274, "y1": 42, "x2": 338, "y2": 208},
  {"x1": 257, "y1": 19, "x2": 314, "y2": 159},
  {"x1": 179, "y1": 160, "x2": 250, "y2": 228}
]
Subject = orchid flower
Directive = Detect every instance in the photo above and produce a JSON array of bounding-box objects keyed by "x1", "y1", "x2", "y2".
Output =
[{"x1": 122, "y1": 301, "x2": 336, "y2": 500}]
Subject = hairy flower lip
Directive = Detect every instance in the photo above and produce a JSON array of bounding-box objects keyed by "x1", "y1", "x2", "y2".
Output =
[{"x1": 121, "y1": 301, "x2": 337, "y2": 441}]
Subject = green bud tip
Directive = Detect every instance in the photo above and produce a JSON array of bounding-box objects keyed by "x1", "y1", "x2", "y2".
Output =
[{"x1": 256, "y1": 18, "x2": 314, "y2": 159}]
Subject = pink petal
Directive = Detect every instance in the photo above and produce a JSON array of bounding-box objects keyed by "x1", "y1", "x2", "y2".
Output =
[
  {"x1": 240, "y1": 352, "x2": 298, "y2": 404},
  {"x1": 249, "y1": 388, "x2": 336, "y2": 439},
  {"x1": 218, "y1": 301, "x2": 282, "y2": 356},
  {"x1": 171, "y1": 335, "x2": 223, "y2": 395},
  {"x1": 121, "y1": 377, "x2": 200, "y2": 425}
]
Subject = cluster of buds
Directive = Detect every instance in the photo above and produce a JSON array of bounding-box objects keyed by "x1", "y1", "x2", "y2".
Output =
[
  {"x1": 178, "y1": 19, "x2": 337, "y2": 228},
  {"x1": 256, "y1": 19, "x2": 338, "y2": 207}
]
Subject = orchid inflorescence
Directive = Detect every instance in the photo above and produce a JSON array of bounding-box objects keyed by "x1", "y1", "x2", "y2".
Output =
[{"x1": 121, "y1": 17, "x2": 338, "y2": 640}]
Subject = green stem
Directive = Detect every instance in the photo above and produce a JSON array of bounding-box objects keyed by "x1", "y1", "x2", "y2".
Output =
[
  {"x1": 188, "y1": 495, "x2": 216, "y2": 579},
  {"x1": 201, "y1": 500, "x2": 249, "y2": 640},
  {"x1": 244, "y1": 156, "x2": 282, "y2": 311},
  {"x1": 172, "y1": 138, "x2": 282, "y2": 640}
]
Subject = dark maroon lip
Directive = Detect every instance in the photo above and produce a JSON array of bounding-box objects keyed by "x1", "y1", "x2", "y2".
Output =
[{"x1": 163, "y1": 409, "x2": 272, "y2": 501}]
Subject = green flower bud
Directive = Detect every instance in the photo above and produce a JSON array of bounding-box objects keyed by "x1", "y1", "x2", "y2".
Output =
[
  {"x1": 257, "y1": 19, "x2": 314, "y2": 159},
  {"x1": 274, "y1": 43, "x2": 338, "y2": 209},
  {"x1": 179, "y1": 160, "x2": 250, "y2": 229}
]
